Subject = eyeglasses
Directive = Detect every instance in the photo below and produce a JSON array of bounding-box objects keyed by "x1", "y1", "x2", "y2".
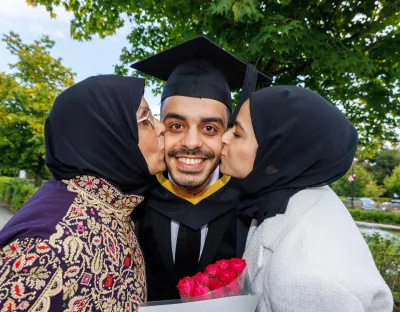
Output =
[{"x1": 137, "y1": 110, "x2": 155, "y2": 128}]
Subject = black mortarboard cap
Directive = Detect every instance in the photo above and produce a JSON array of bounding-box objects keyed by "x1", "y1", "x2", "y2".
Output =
[{"x1": 131, "y1": 36, "x2": 270, "y2": 111}]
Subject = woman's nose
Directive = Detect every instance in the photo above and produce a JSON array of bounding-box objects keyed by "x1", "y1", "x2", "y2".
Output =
[
  {"x1": 154, "y1": 119, "x2": 166, "y2": 136},
  {"x1": 222, "y1": 129, "x2": 232, "y2": 145}
]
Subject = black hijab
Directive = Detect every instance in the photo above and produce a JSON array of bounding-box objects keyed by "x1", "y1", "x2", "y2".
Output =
[
  {"x1": 45, "y1": 75, "x2": 151, "y2": 194},
  {"x1": 237, "y1": 86, "x2": 358, "y2": 222}
]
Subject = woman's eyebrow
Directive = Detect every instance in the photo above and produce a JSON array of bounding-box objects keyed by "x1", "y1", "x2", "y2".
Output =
[
  {"x1": 137, "y1": 105, "x2": 149, "y2": 114},
  {"x1": 235, "y1": 120, "x2": 245, "y2": 132}
]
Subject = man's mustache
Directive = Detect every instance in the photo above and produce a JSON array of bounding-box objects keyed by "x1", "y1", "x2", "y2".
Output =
[{"x1": 168, "y1": 148, "x2": 215, "y2": 159}]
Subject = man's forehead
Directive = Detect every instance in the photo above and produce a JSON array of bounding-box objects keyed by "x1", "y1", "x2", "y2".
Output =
[{"x1": 162, "y1": 96, "x2": 227, "y2": 119}]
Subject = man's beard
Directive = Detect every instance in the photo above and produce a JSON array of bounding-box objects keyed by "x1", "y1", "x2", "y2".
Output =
[{"x1": 167, "y1": 148, "x2": 218, "y2": 191}]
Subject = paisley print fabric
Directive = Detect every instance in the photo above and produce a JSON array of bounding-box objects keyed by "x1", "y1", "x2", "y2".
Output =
[{"x1": 0, "y1": 175, "x2": 146, "y2": 312}]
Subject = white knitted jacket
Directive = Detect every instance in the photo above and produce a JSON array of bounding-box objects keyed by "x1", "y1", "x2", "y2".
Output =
[{"x1": 244, "y1": 186, "x2": 393, "y2": 312}]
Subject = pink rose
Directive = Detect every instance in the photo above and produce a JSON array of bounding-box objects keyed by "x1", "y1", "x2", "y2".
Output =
[
  {"x1": 210, "y1": 282, "x2": 227, "y2": 298},
  {"x1": 193, "y1": 281, "x2": 211, "y2": 298},
  {"x1": 177, "y1": 277, "x2": 196, "y2": 298},
  {"x1": 229, "y1": 258, "x2": 246, "y2": 276},
  {"x1": 208, "y1": 277, "x2": 225, "y2": 291},
  {"x1": 216, "y1": 259, "x2": 230, "y2": 270},
  {"x1": 205, "y1": 263, "x2": 219, "y2": 276},
  {"x1": 193, "y1": 272, "x2": 209, "y2": 287},
  {"x1": 215, "y1": 268, "x2": 238, "y2": 286}
]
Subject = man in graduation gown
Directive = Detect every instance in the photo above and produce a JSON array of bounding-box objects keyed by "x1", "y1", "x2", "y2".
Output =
[{"x1": 131, "y1": 36, "x2": 269, "y2": 301}]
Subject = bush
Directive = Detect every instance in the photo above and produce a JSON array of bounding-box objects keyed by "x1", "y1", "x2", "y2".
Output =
[
  {"x1": 349, "y1": 209, "x2": 400, "y2": 226},
  {"x1": 0, "y1": 177, "x2": 39, "y2": 213},
  {"x1": 0, "y1": 176, "x2": 14, "y2": 204},
  {"x1": 364, "y1": 233, "x2": 400, "y2": 311}
]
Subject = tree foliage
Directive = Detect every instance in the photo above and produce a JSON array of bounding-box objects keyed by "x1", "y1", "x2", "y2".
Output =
[
  {"x1": 384, "y1": 165, "x2": 400, "y2": 197},
  {"x1": 370, "y1": 148, "x2": 400, "y2": 185},
  {"x1": 0, "y1": 32, "x2": 75, "y2": 185},
  {"x1": 28, "y1": 0, "x2": 400, "y2": 148},
  {"x1": 363, "y1": 180, "x2": 387, "y2": 198},
  {"x1": 330, "y1": 164, "x2": 384, "y2": 197}
]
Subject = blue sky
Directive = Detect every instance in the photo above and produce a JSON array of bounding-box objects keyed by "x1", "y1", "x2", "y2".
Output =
[{"x1": 0, "y1": 0, "x2": 160, "y2": 115}]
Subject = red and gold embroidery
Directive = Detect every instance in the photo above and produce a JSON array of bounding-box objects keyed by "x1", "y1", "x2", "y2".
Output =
[
  {"x1": 0, "y1": 238, "x2": 62, "y2": 312},
  {"x1": 0, "y1": 175, "x2": 146, "y2": 312}
]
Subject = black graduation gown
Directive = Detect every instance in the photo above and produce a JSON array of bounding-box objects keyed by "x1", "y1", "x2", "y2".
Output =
[{"x1": 132, "y1": 173, "x2": 251, "y2": 301}]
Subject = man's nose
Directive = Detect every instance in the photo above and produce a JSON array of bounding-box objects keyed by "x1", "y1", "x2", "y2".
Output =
[{"x1": 180, "y1": 128, "x2": 203, "y2": 150}]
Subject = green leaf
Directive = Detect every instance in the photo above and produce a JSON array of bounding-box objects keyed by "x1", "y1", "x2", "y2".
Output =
[{"x1": 26, "y1": 0, "x2": 400, "y2": 148}]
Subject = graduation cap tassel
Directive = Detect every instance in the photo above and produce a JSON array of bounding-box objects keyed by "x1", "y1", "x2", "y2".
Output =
[
  {"x1": 238, "y1": 64, "x2": 259, "y2": 107},
  {"x1": 229, "y1": 64, "x2": 259, "y2": 127}
]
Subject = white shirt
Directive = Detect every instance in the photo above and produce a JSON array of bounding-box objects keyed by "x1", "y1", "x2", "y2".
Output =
[{"x1": 169, "y1": 167, "x2": 220, "y2": 263}]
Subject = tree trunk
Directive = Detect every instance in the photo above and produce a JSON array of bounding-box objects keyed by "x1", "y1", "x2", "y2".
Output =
[
  {"x1": 34, "y1": 156, "x2": 45, "y2": 187},
  {"x1": 34, "y1": 174, "x2": 42, "y2": 187}
]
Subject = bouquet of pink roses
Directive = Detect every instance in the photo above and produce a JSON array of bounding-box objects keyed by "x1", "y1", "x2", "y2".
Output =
[
  {"x1": 138, "y1": 258, "x2": 260, "y2": 312},
  {"x1": 177, "y1": 258, "x2": 250, "y2": 300}
]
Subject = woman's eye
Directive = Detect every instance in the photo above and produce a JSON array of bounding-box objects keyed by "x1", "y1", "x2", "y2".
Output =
[{"x1": 233, "y1": 133, "x2": 241, "y2": 138}]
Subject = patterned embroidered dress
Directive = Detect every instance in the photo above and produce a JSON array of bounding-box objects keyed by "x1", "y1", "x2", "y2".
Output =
[{"x1": 0, "y1": 175, "x2": 146, "y2": 312}]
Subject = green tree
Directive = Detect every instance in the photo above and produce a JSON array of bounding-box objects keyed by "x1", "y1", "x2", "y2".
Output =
[
  {"x1": 370, "y1": 149, "x2": 400, "y2": 185},
  {"x1": 331, "y1": 164, "x2": 376, "y2": 197},
  {"x1": 0, "y1": 32, "x2": 75, "y2": 186},
  {"x1": 28, "y1": 0, "x2": 400, "y2": 149},
  {"x1": 384, "y1": 165, "x2": 400, "y2": 197},
  {"x1": 363, "y1": 180, "x2": 386, "y2": 198}
]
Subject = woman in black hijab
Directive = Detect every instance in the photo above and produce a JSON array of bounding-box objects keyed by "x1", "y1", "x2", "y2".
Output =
[
  {"x1": 0, "y1": 75, "x2": 165, "y2": 311},
  {"x1": 221, "y1": 86, "x2": 393, "y2": 312}
]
